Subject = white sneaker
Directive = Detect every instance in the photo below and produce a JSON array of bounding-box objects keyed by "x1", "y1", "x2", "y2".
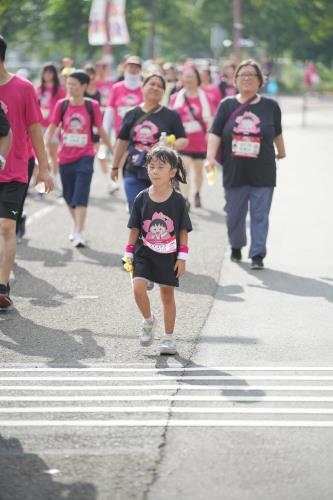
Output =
[
  {"x1": 140, "y1": 316, "x2": 157, "y2": 347},
  {"x1": 159, "y1": 336, "x2": 177, "y2": 355},
  {"x1": 72, "y1": 232, "x2": 86, "y2": 248}
]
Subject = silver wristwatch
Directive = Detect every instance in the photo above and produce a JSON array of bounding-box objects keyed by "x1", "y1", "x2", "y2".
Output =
[{"x1": 0, "y1": 155, "x2": 6, "y2": 171}]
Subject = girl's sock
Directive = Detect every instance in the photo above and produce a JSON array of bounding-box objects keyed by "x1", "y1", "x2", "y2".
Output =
[
  {"x1": 165, "y1": 332, "x2": 173, "y2": 336},
  {"x1": 144, "y1": 314, "x2": 154, "y2": 323}
]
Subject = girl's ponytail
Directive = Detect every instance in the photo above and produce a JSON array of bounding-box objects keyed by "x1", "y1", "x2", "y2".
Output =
[{"x1": 174, "y1": 155, "x2": 187, "y2": 184}]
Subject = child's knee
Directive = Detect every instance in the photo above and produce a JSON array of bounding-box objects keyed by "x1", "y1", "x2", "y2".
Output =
[
  {"x1": 160, "y1": 287, "x2": 175, "y2": 305},
  {"x1": 133, "y1": 279, "x2": 147, "y2": 297}
]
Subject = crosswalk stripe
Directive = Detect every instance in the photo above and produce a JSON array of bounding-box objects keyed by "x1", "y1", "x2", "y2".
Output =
[
  {"x1": 0, "y1": 419, "x2": 332, "y2": 427},
  {"x1": 1, "y1": 395, "x2": 333, "y2": 402},
  {"x1": 2, "y1": 375, "x2": 333, "y2": 381},
  {"x1": 1, "y1": 366, "x2": 333, "y2": 372},
  {"x1": 0, "y1": 406, "x2": 333, "y2": 414},
  {"x1": 1, "y1": 385, "x2": 333, "y2": 391}
]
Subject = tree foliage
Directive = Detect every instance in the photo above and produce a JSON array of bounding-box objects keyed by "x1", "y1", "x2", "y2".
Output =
[{"x1": 0, "y1": 0, "x2": 333, "y2": 65}]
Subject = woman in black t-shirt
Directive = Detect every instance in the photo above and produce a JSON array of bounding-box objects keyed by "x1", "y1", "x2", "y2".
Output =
[
  {"x1": 206, "y1": 59, "x2": 286, "y2": 269},
  {"x1": 111, "y1": 74, "x2": 188, "y2": 211}
]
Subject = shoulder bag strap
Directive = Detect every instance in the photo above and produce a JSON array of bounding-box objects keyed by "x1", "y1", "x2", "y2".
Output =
[{"x1": 184, "y1": 95, "x2": 207, "y2": 133}]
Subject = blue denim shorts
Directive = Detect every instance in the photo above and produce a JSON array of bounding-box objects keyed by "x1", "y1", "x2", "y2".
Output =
[{"x1": 60, "y1": 156, "x2": 94, "y2": 208}]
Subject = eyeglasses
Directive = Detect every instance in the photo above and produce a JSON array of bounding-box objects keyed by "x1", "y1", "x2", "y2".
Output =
[{"x1": 237, "y1": 72, "x2": 259, "y2": 80}]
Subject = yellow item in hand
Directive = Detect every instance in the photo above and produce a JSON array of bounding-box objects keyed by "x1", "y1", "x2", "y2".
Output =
[
  {"x1": 206, "y1": 166, "x2": 217, "y2": 186},
  {"x1": 123, "y1": 257, "x2": 133, "y2": 275},
  {"x1": 166, "y1": 134, "x2": 176, "y2": 145}
]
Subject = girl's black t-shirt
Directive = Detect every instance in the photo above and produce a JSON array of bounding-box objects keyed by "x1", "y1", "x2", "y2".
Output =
[
  {"x1": 210, "y1": 96, "x2": 282, "y2": 188},
  {"x1": 118, "y1": 106, "x2": 186, "y2": 178},
  {"x1": 128, "y1": 189, "x2": 192, "y2": 286}
]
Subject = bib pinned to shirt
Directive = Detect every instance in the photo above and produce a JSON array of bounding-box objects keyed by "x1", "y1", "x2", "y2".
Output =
[{"x1": 232, "y1": 134, "x2": 261, "y2": 158}]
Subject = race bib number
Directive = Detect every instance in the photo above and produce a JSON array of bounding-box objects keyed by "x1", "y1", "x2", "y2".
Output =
[
  {"x1": 184, "y1": 120, "x2": 202, "y2": 134},
  {"x1": 232, "y1": 134, "x2": 261, "y2": 158},
  {"x1": 143, "y1": 236, "x2": 177, "y2": 254},
  {"x1": 63, "y1": 133, "x2": 88, "y2": 147}
]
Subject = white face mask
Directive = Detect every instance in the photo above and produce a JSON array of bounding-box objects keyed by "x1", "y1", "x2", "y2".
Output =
[{"x1": 124, "y1": 71, "x2": 142, "y2": 90}]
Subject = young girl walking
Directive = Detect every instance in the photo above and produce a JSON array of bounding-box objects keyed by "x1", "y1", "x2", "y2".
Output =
[{"x1": 125, "y1": 147, "x2": 192, "y2": 355}]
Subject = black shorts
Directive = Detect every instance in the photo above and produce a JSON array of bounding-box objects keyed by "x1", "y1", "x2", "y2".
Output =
[
  {"x1": 0, "y1": 181, "x2": 27, "y2": 220},
  {"x1": 180, "y1": 151, "x2": 206, "y2": 160}
]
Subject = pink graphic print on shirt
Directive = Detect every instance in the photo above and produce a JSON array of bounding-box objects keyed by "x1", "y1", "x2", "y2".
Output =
[
  {"x1": 142, "y1": 212, "x2": 177, "y2": 254},
  {"x1": 133, "y1": 120, "x2": 159, "y2": 151},
  {"x1": 233, "y1": 111, "x2": 260, "y2": 134}
]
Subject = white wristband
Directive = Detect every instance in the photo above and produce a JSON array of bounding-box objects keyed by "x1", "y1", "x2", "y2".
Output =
[
  {"x1": 177, "y1": 252, "x2": 188, "y2": 261},
  {"x1": 124, "y1": 252, "x2": 134, "y2": 259}
]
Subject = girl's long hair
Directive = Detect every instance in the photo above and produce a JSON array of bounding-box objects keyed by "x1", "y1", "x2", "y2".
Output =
[
  {"x1": 41, "y1": 63, "x2": 60, "y2": 97},
  {"x1": 145, "y1": 146, "x2": 187, "y2": 185}
]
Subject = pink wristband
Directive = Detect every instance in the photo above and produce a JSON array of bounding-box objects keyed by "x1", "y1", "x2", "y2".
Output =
[
  {"x1": 178, "y1": 245, "x2": 189, "y2": 253},
  {"x1": 125, "y1": 244, "x2": 135, "y2": 253}
]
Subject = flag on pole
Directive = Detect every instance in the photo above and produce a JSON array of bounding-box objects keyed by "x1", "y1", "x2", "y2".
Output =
[{"x1": 88, "y1": 0, "x2": 130, "y2": 46}]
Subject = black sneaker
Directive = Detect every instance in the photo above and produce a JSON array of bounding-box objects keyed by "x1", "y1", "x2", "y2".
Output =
[
  {"x1": 194, "y1": 192, "x2": 201, "y2": 208},
  {"x1": 231, "y1": 248, "x2": 242, "y2": 262},
  {"x1": 0, "y1": 283, "x2": 12, "y2": 310},
  {"x1": 251, "y1": 255, "x2": 264, "y2": 270}
]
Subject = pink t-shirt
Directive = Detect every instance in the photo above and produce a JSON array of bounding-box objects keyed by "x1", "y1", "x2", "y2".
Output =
[
  {"x1": 0, "y1": 75, "x2": 42, "y2": 183},
  {"x1": 50, "y1": 98, "x2": 103, "y2": 165},
  {"x1": 170, "y1": 93, "x2": 211, "y2": 153},
  {"x1": 96, "y1": 80, "x2": 114, "y2": 109},
  {"x1": 107, "y1": 81, "x2": 143, "y2": 135},
  {"x1": 201, "y1": 84, "x2": 222, "y2": 114},
  {"x1": 36, "y1": 85, "x2": 66, "y2": 127}
]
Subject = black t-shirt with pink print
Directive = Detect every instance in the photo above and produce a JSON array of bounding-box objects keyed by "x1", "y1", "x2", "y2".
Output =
[
  {"x1": 128, "y1": 189, "x2": 192, "y2": 287},
  {"x1": 118, "y1": 106, "x2": 186, "y2": 178},
  {"x1": 210, "y1": 96, "x2": 282, "y2": 188}
]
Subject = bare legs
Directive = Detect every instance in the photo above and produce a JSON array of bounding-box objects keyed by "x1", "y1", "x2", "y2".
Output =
[
  {"x1": 67, "y1": 206, "x2": 87, "y2": 234},
  {"x1": 0, "y1": 218, "x2": 16, "y2": 285},
  {"x1": 133, "y1": 279, "x2": 176, "y2": 334},
  {"x1": 180, "y1": 155, "x2": 204, "y2": 204}
]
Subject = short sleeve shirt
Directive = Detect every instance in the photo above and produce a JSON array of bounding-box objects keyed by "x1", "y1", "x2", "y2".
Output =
[
  {"x1": 50, "y1": 98, "x2": 103, "y2": 165},
  {"x1": 0, "y1": 75, "x2": 42, "y2": 183},
  {"x1": 107, "y1": 81, "x2": 143, "y2": 135},
  {"x1": 128, "y1": 189, "x2": 192, "y2": 286},
  {"x1": 210, "y1": 96, "x2": 282, "y2": 187},
  {"x1": 118, "y1": 106, "x2": 187, "y2": 177},
  {"x1": 36, "y1": 85, "x2": 66, "y2": 127}
]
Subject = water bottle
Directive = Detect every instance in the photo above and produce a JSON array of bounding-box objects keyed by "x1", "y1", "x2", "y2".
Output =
[
  {"x1": 158, "y1": 131, "x2": 167, "y2": 146},
  {"x1": 206, "y1": 166, "x2": 217, "y2": 186},
  {"x1": 33, "y1": 182, "x2": 46, "y2": 194}
]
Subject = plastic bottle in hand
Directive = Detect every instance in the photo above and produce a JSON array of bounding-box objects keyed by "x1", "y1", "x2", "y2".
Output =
[
  {"x1": 206, "y1": 166, "x2": 217, "y2": 186},
  {"x1": 158, "y1": 132, "x2": 167, "y2": 146},
  {"x1": 33, "y1": 182, "x2": 46, "y2": 194}
]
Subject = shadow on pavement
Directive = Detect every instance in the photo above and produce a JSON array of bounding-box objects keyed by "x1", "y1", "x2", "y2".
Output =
[
  {"x1": 180, "y1": 272, "x2": 245, "y2": 302},
  {"x1": 76, "y1": 248, "x2": 122, "y2": 268},
  {"x1": 16, "y1": 241, "x2": 73, "y2": 268},
  {"x1": 191, "y1": 207, "x2": 225, "y2": 225},
  {"x1": 0, "y1": 310, "x2": 104, "y2": 367},
  {"x1": 239, "y1": 263, "x2": 333, "y2": 302},
  {"x1": 0, "y1": 435, "x2": 96, "y2": 500},
  {"x1": 13, "y1": 264, "x2": 72, "y2": 308},
  {"x1": 146, "y1": 354, "x2": 266, "y2": 403}
]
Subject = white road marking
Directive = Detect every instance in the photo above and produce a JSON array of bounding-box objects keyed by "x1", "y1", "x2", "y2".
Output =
[
  {"x1": 1, "y1": 385, "x2": 333, "y2": 391},
  {"x1": 26, "y1": 199, "x2": 64, "y2": 226},
  {"x1": 2, "y1": 375, "x2": 333, "y2": 381},
  {"x1": 1, "y1": 395, "x2": 333, "y2": 402},
  {"x1": 1, "y1": 406, "x2": 333, "y2": 414},
  {"x1": 0, "y1": 419, "x2": 332, "y2": 427},
  {"x1": 1, "y1": 366, "x2": 333, "y2": 372},
  {"x1": 73, "y1": 295, "x2": 99, "y2": 300}
]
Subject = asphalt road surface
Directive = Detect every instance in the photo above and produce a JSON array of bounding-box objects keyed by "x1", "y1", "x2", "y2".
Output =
[{"x1": 0, "y1": 96, "x2": 332, "y2": 500}]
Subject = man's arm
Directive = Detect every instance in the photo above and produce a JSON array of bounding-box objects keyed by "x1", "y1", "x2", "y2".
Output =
[{"x1": 28, "y1": 123, "x2": 54, "y2": 193}]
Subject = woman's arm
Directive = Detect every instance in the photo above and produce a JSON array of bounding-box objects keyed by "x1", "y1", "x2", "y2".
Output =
[
  {"x1": 97, "y1": 126, "x2": 113, "y2": 151},
  {"x1": 173, "y1": 137, "x2": 188, "y2": 151},
  {"x1": 0, "y1": 129, "x2": 12, "y2": 158},
  {"x1": 111, "y1": 138, "x2": 129, "y2": 181},
  {"x1": 205, "y1": 133, "x2": 221, "y2": 171},
  {"x1": 274, "y1": 133, "x2": 286, "y2": 159}
]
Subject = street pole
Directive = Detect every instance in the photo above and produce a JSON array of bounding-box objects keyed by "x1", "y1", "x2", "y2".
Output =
[
  {"x1": 233, "y1": 0, "x2": 242, "y2": 63},
  {"x1": 149, "y1": 0, "x2": 157, "y2": 59}
]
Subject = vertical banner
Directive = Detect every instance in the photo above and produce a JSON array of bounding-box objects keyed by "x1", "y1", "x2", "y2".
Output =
[
  {"x1": 107, "y1": 0, "x2": 130, "y2": 45},
  {"x1": 88, "y1": 0, "x2": 130, "y2": 46},
  {"x1": 88, "y1": 0, "x2": 108, "y2": 45}
]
